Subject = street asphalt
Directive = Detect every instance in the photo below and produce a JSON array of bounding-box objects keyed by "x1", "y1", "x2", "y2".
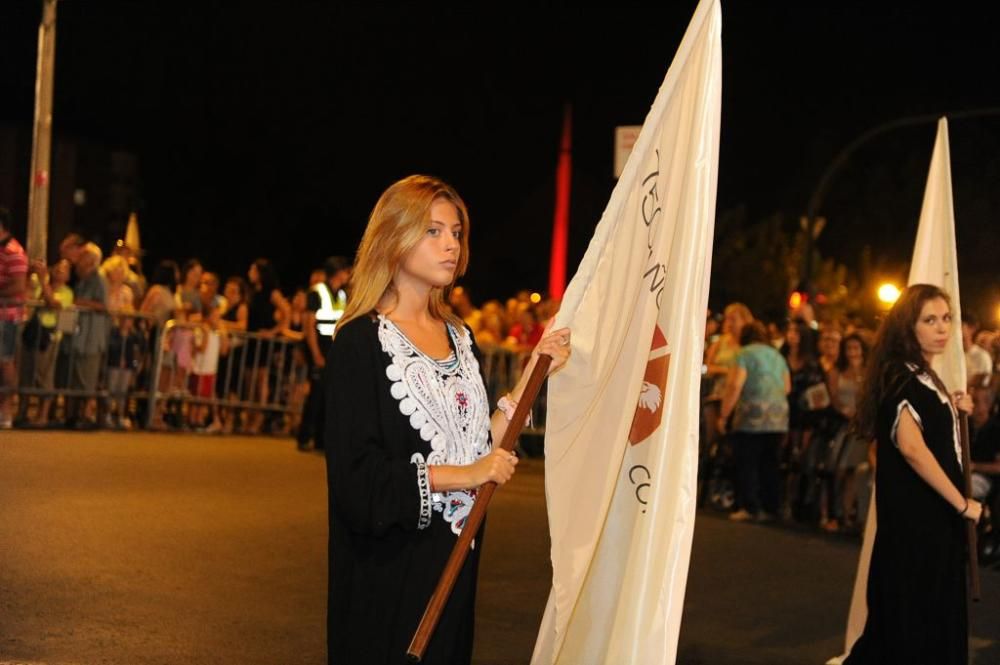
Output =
[{"x1": 1, "y1": 431, "x2": 997, "y2": 664}]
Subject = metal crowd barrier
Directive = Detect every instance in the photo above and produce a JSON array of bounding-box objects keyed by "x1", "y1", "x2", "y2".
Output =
[
  {"x1": 147, "y1": 320, "x2": 307, "y2": 430},
  {"x1": 1, "y1": 299, "x2": 308, "y2": 431},
  {"x1": 1, "y1": 300, "x2": 156, "y2": 426}
]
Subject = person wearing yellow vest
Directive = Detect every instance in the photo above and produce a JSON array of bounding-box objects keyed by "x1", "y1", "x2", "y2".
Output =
[{"x1": 298, "y1": 256, "x2": 351, "y2": 451}]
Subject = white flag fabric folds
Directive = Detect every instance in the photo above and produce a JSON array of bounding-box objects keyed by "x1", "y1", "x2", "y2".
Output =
[
  {"x1": 832, "y1": 116, "x2": 967, "y2": 664},
  {"x1": 907, "y1": 117, "x2": 967, "y2": 392},
  {"x1": 531, "y1": 1, "x2": 721, "y2": 663}
]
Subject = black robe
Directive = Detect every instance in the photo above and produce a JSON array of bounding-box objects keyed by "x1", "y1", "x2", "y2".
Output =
[
  {"x1": 324, "y1": 313, "x2": 487, "y2": 665},
  {"x1": 846, "y1": 364, "x2": 968, "y2": 665}
]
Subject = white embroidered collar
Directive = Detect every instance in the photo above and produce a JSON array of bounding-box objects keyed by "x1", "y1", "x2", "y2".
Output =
[{"x1": 377, "y1": 313, "x2": 492, "y2": 535}]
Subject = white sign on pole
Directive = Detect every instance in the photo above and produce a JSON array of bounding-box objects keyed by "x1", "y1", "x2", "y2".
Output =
[{"x1": 614, "y1": 125, "x2": 642, "y2": 179}]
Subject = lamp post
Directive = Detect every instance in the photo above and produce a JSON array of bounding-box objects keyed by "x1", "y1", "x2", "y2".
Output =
[
  {"x1": 802, "y1": 107, "x2": 1000, "y2": 298},
  {"x1": 26, "y1": 0, "x2": 59, "y2": 262}
]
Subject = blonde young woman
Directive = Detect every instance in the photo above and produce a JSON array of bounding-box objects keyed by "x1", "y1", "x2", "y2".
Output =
[
  {"x1": 325, "y1": 175, "x2": 570, "y2": 665},
  {"x1": 703, "y1": 303, "x2": 752, "y2": 450}
]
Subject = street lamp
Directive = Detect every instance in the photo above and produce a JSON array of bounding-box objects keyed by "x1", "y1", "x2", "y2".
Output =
[
  {"x1": 788, "y1": 291, "x2": 805, "y2": 310},
  {"x1": 877, "y1": 283, "x2": 901, "y2": 307}
]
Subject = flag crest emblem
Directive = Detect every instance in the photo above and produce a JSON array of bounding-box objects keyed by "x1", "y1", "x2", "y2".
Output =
[{"x1": 628, "y1": 325, "x2": 670, "y2": 445}]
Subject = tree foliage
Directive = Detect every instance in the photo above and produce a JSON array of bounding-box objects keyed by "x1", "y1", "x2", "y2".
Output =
[{"x1": 709, "y1": 207, "x2": 864, "y2": 324}]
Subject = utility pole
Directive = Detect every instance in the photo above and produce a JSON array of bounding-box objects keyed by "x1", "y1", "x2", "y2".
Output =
[{"x1": 27, "y1": 0, "x2": 58, "y2": 262}]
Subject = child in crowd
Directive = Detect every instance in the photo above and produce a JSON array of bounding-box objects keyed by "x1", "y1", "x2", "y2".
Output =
[
  {"x1": 189, "y1": 305, "x2": 228, "y2": 431},
  {"x1": 170, "y1": 259, "x2": 204, "y2": 394},
  {"x1": 104, "y1": 313, "x2": 145, "y2": 430},
  {"x1": 102, "y1": 255, "x2": 141, "y2": 429}
]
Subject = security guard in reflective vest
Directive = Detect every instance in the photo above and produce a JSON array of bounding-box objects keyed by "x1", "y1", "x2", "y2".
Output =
[{"x1": 298, "y1": 256, "x2": 351, "y2": 451}]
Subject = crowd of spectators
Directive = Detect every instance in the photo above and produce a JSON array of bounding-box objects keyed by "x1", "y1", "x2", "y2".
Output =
[
  {"x1": 446, "y1": 285, "x2": 557, "y2": 353},
  {"x1": 0, "y1": 209, "x2": 554, "y2": 437},
  {"x1": 702, "y1": 298, "x2": 1000, "y2": 556},
  {"x1": 0, "y1": 212, "x2": 325, "y2": 434}
]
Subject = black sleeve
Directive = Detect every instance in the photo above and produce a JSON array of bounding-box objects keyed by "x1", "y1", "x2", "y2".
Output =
[{"x1": 324, "y1": 319, "x2": 423, "y2": 536}]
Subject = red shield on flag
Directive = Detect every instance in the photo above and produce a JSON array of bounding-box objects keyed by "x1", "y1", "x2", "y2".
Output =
[{"x1": 628, "y1": 325, "x2": 671, "y2": 445}]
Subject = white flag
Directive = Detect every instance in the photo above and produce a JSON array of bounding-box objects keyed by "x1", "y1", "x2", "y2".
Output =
[
  {"x1": 907, "y1": 118, "x2": 967, "y2": 392},
  {"x1": 531, "y1": 2, "x2": 721, "y2": 663},
  {"x1": 832, "y1": 117, "x2": 967, "y2": 664}
]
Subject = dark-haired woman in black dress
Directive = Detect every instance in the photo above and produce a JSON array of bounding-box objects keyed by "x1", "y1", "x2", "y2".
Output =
[
  {"x1": 846, "y1": 284, "x2": 982, "y2": 665},
  {"x1": 244, "y1": 258, "x2": 288, "y2": 433}
]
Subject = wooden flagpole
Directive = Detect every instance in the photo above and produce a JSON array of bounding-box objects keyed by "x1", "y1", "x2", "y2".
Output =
[
  {"x1": 406, "y1": 355, "x2": 552, "y2": 662},
  {"x1": 959, "y1": 412, "x2": 980, "y2": 601}
]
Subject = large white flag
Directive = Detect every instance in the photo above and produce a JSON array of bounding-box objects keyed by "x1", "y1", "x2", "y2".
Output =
[
  {"x1": 531, "y1": 2, "x2": 721, "y2": 663},
  {"x1": 832, "y1": 117, "x2": 967, "y2": 664},
  {"x1": 907, "y1": 118, "x2": 967, "y2": 392}
]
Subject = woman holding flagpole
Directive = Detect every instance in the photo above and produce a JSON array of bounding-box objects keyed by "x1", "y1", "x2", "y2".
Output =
[
  {"x1": 323, "y1": 174, "x2": 570, "y2": 665},
  {"x1": 845, "y1": 284, "x2": 981, "y2": 665}
]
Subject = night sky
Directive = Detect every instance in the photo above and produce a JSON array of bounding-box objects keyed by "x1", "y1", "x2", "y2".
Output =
[{"x1": 2, "y1": 3, "x2": 999, "y2": 314}]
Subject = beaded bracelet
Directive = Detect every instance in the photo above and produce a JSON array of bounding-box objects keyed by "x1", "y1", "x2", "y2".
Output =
[
  {"x1": 498, "y1": 393, "x2": 532, "y2": 428},
  {"x1": 497, "y1": 394, "x2": 518, "y2": 421}
]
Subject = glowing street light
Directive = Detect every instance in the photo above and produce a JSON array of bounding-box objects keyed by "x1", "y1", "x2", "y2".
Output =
[
  {"x1": 877, "y1": 283, "x2": 902, "y2": 306},
  {"x1": 788, "y1": 291, "x2": 805, "y2": 310}
]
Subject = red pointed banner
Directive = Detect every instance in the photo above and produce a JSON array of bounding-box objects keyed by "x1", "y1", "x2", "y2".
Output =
[{"x1": 549, "y1": 104, "x2": 572, "y2": 301}]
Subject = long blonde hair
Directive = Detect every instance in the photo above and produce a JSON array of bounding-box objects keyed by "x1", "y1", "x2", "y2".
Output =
[
  {"x1": 337, "y1": 175, "x2": 470, "y2": 334},
  {"x1": 100, "y1": 254, "x2": 128, "y2": 281},
  {"x1": 723, "y1": 302, "x2": 753, "y2": 327}
]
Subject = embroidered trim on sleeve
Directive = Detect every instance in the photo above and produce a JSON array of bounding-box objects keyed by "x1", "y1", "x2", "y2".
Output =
[
  {"x1": 413, "y1": 459, "x2": 433, "y2": 530},
  {"x1": 906, "y1": 364, "x2": 964, "y2": 467},
  {"x1": 891, "y1": 399, "x2": 922, "y2": 448}
]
